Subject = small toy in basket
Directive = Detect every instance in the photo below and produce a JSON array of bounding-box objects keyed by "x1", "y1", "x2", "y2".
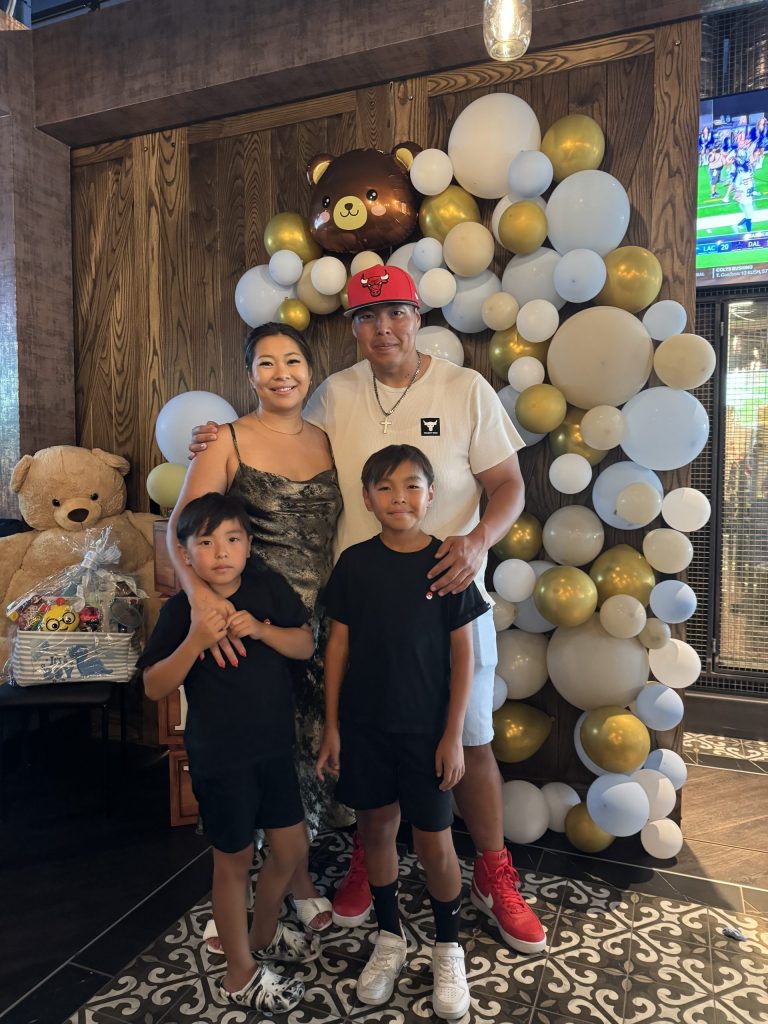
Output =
[{"x1": 4, "y1": 528, "x2": 146, "y2": 687}]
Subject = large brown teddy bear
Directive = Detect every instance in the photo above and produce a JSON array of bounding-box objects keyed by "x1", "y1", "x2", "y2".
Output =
[
  {"x1": 0, "y1": 446, "x2": 160, "y2": 675},
  {"x1": 307, "y1": 144, "x2": 421, "y2": 253}
]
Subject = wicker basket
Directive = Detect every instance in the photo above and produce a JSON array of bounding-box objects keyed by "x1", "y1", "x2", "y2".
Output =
[{"x1": 11, "y1": 632, "x2": 137, "y2": 687}]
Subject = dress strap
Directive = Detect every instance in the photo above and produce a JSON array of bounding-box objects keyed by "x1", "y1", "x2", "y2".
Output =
[{"x1": 227, "y1": 422, "x2": 243, "y2": 466}]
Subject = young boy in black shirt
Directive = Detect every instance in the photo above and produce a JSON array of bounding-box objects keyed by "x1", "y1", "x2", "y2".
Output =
[
  {"x1": 139, "y1": 493, "x2": 317, "y2": 1014},
  {"x1": 316, "y1": 445, "x2": 489, "y2": 1021}
]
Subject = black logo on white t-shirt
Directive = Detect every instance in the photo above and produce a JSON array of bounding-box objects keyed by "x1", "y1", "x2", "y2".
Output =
[{"x1": 421, "y1": 418, "x2": 440, "y2": 436}]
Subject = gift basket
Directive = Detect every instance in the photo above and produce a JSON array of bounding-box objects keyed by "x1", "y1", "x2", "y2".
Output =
[{"x1": 5, "y1": 528, "x2": 145, "y2": 687}]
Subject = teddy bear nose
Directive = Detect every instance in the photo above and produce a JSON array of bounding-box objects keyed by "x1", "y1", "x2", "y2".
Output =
[
  {"x1": 344, "y1": 201, "x2": 354, "y2": 212},
  {"x1": 67, "y1": 508, "x2": 89, "y2": 523}
]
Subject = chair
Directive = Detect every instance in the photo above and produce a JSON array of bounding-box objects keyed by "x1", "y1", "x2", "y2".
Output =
[{"x1": 0, "y1": 680, "x2": 126, "y2": 819}]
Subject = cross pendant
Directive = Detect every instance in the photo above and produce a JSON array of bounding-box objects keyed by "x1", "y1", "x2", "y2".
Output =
[{"x1": 381, "y1": 416, "x2": 391, "y2": 434}]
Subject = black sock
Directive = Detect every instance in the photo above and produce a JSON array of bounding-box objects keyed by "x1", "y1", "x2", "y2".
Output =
[
  {"x1": 370, "y1": 880, "x2": 400, "y2": 937},
  {"x1": 429, "y1": 889, "x2": 462, "y2": 943}
]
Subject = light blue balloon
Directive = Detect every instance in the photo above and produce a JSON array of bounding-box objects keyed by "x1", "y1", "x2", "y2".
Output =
[
  {"x1": 507, "y1": 150, "x2": 553, "y2": 199},
  {"x1": 592, "y1": 461, "x2": 663, "y2": 530},
  {"x1": 620, "y1": 387, "x2": 709, "y2": 472},
  {"x1": 155, "y1": 391, "x2": 239, "y2": 465},
  {"x1": 649, "y1": 580, "x2": 697, "y2": 624},
  {"x1": 635, "y1": 683, "x2": 684, "y2": 731},
  {"x1": 644, "y1": 748, "x2": 687, "y2": 790},
  {"x1": 552, "y1": 248, "x2": 607, "y2": 304},
  {"x1": 587, "y1": 773, "x2": 650, "y2": 837}
]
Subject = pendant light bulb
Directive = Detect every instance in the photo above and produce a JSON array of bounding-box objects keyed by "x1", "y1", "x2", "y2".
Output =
[{"x1": 483, "y1": 0, "x2": 532, "y2": 62}]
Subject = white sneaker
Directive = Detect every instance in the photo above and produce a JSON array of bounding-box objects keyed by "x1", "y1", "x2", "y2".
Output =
[
  {"x1": 432, "y1": 942, "x2": 470, "y2": 1020},
  {"x1": 356, "y1": 929, "x2": 407, "y2": 1006}
]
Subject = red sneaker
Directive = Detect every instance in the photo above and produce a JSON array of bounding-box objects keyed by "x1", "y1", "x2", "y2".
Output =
[
  {"x1": 332, "y1": 831, "x2": 373, "y2": 927},
  {"x1": 470, "y1": 848, "x2": 547, "y2": 953}
]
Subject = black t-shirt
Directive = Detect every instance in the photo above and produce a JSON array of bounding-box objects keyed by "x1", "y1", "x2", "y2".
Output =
[
  {"x1": 323, "y1": 536, "x2": 489, "y2": 734},
  {"x1": 137, "y1": 567, "x2": 308, "y2": 777}
]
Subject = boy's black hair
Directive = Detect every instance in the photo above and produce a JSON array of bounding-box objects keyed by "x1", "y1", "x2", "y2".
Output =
[
  {"x1": 361, "y1": 444, "x2": 435, "y2": 490},
  {"x1": 176, "y1": 492, "x2": 252, "y2": 544},
  {"x1": 244, "y1": 322, "x2": 314, "y2": 374}
]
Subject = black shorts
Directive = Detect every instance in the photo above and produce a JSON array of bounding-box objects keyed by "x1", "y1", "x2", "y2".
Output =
[
  {"x1": 191, "y1": 752, "x2": 305, "y2": 854},
  {"x1": 335, "y1": 724, "x2": 453, "y2": 833}
]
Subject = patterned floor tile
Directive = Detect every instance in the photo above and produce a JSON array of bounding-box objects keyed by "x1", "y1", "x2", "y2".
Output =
[
  {"x1": 623, "y1": 976, "x2": 717, "y2": 1024},
  {"x1": 65, "y1": 965, "x2": 198, "y2": 1023},
  {"x1": 532, "y1": 958, "x2": 627, "y2": 1024},
  {"x1": 708, "y1": 907, "x2": 768, "y2": 955},
  {"x1": 631, "y1": 895, "x2": 712, "y2": 949},
  {"x1": 546, "y1": 910, "x2": 631, "y2": 977},
  {"x1": 710, "y1": 945, "x2": 768, "y2": 1002},
  {"x1": 558, "y1": 877, "x2": 635, "y2": 927}
]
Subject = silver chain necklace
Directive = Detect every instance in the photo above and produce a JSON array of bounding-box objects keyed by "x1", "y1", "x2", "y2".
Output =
[{"x1": 371, "y1": 354, "x2": 422, "y2": 434}]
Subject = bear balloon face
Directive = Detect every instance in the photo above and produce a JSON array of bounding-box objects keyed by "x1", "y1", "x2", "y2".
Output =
[{"x1": 307, "y1": 145, "x2": 421, "y2": 254}]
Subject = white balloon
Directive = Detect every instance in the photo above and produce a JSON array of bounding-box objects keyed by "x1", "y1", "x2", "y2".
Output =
[
  {"x1": 502, "y1": 780, "x2": 549, "y2": 844},
  {"x1": 508, "y1": 356, "x2": 546, "y2": 391},
  {"x1": 661, "y1": 488, "x2": 711, "y2": 533},
  {"x1": 495, "y1": 629, "x2": 549, "y2": 699},
  {"x1": 350, "y1": 251, "x2": 384, "y2": 276},
  {"x1": 419, "y1": 268, "x2": 458, "y2": 308},
  {"x1": 490, "y1": 592, "x2": 517, "y2": 632},
  {"x1": 599, "y1": 595, "x2": 647, "y2": 639},
  {"x1": 581, "y1": 406, "x2": 625, "y2": 451},
  {"x1": 155, "y1": 392, "x2": 239, "y2": 465},
  {"x1": 412, "y1": 237, "x2": 444, "y2": 273},
  {"x1": 546, "y1": 170, "x2": 630, "y2": 256},
  {"x1": 492, "y1": 673, "x2": 508, "y2": 712},
  {"x1": 553, "y1": 248, "x2": 607, "y2": 303},
  {"x1": 497, "y1": 386, "x2": 546, "y2": 447},
  {"x1": 387, "y1": 242, "x2": 433, "y2": 313},
  {"x1": 502, "y1": 248, "x2": 564, "y2": 310},
  {"x1": 649, "y1": 581, "x2": 697, "y2": 624},
  {"x1": 514, "y1": 560, "x2": 557, "y2": 632},
  {"x1": 416, "y1": 325, "x2": 464, "y2": 366},
  {"x1": 541, "y1": 782, "x2": 581, "y2": 832},
  {"x1": 620, "y1": 388, "x2": 709, "y2": 472},
  {"x1": 644, "y1": 748, "x2": 687, "y2": 790},
  {"x1": 649, "y1": 639, "x2": 701, "y2": 689},
  {"x1": 587, "y1": 774, "x2": 650, "y2": 837},
  {"x1": 641, "y1": 819, "x2": 684, "y2": 859},
  {"x1": 310, "y1": 256, "x2": 347, "y2": 296},
  {"x1": 507, "y1": 150, "x2": 553, "y2": 198},
  {"x1": 615, "y1": 482, "x2": 662, "y2": 527},
  {"x1": 632, "y1": 769, "x2": 677, "y2": 821},
  {"x1": 642, "y1": 530, "x2": 694, "y2": 574},
  {"x1": 493, "y1": 559, "x2": 536, "y2": 603},
  {"x1": 492, "y1": 192, "x2": 546, "y2": 244},
  {"x1": 549, "y1": 453, "x2": 593, "y2": 494},
  {"x1": 517, "y1": 299, "x2": 560, "y2": 343},
  {"x1": 642, "y1": 300, "x2": 687, "y2": 341},
  {"x1": 635, "y1": 683, "x2": 684, "y2": 731},
  {"x1": 442, "y1": 270, "x2": 502, "y2": 334},
  {"x1": 483, "y1": 292, "x2": 520, "y2": 332},
  {"x1": 410, "y1": 148, "x2": 454, "y2": 196},
  {"x1": 268, "y1": 249, "x2": 304, "y2": 287},
  {"x1": 638, "y1": 618, "x2": 672, "y2": 650},
  {"x1": 542, "y1": 506, "x2": 604, "y2": 566},
  {"x1": 448, "y1": 93, "x2": 541, "y2": 199},
  {"x1": 592, "y1": 462, "x2": 663, "y2": 530},
  {"x1": 235, "y1": 265, "x2": 295, "y2": 328}
]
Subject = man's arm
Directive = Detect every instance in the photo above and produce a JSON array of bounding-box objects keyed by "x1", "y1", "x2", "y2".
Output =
[{"x1": 427, "y1": 454, "x2": 525, "y2": 595}]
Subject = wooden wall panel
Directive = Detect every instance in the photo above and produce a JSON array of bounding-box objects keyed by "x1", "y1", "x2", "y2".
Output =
[{"x1": 70, "y1": 24, "x2": 699, "y2": 790}]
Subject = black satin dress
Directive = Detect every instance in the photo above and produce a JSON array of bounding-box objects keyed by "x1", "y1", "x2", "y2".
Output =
[{"x1": 227, "y1": 424, "x2": 353, "y2": 837}]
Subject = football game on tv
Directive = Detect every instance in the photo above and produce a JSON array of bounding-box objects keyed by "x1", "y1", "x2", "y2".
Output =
[{"x1": 697, "y1": 90, "x2": 768, "y2": 287}]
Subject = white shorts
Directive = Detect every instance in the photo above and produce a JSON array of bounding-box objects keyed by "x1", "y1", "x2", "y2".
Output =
[{"x1": 462, "y1": 609, "x2": 497, "y2": 747}]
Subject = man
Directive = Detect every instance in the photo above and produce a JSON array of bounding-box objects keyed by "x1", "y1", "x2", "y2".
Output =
[{"x1": 305, "y1": 265, "x2": 544, "y2": 954}]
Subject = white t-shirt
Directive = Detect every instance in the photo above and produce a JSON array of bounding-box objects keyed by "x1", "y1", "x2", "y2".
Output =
[{"x1": 304, "y1": 356, "x2": 525, "y2": 601}]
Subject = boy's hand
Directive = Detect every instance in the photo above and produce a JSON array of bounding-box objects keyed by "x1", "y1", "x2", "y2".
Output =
[
  {"x1": 315, "y1": 727, "x2": 341, "y2": 781},
  {"x1": 227, "y1": 609, "x2": 265, "y2": 642},
  {"x1": 190, "y1": 591, "x2": 244, "y2": 668},
  {"x1": 435, "y1": 732, "x2": 465, "y2": 791},
  {"x1": 189, "y1": 606, "x2": 229, "y2": 653}
]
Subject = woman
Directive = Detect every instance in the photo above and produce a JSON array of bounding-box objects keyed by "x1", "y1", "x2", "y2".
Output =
[{"x1": 169, "y1": 322, "x2": 353, "y2": 941}]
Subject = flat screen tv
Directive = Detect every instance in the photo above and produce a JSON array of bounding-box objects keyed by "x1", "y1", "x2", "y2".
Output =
[{"x1": 697, "y1": 89, "x2": 768, "y2": 287}]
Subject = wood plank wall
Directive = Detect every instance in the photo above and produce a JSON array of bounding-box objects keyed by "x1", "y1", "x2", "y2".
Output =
[{"x1": 71, "y1": 23, "x2": 699, "y2": 788}]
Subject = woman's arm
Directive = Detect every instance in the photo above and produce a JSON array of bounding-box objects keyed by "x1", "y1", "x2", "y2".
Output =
[
  {"x1": 227, "y1": 611, "x2": 314, "y2": 660},
  {"x1": 144, "y1": 606, "x2": 229, "y2": 701}
]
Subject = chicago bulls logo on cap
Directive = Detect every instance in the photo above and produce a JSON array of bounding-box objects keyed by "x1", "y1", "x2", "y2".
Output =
[{"x1": 345, "y1": 264, "x2": 420, "y2": 316}]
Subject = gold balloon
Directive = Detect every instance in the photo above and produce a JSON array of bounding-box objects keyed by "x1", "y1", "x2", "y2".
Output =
[
  {"x1": 498, "y1": 201, "x2": 548, "y2": 255},
  {"x1": 263, "y1": 212, "x2": 321, "y2": 263},
  {"x1": 419, "y1": 185, "x2": 481, "y2": 243},
  {"x1": 565, "y1": 803, "x2": 614, "y2": 853},
  {"x1": 580, "y1": 706, "x2": 651, "y2": 774},
  {"x1": 489, "y1": 327, "x2": 551, "y2": 381},
  {"x1": 549, "y1": 406, "x2": 607, "y2": 467},
  {"x1": 296, "y1": 260, "x2": 342, "y2": 315},
  {"x1": 533, "y1": 566, "x2": 597, "y2": 628},
  {"x1": 515, "y1": 383, "x2": 567, "y2": 434},
  {"x1": 493, "y1": 512, "x2": 542, "y2": 561},
  {"x1": 276, "y1": 298, "x2": 311, "y2": 332},
  {"x1": 595, "y1": 246, "x2": 663, "y2": 313},
  {"x1": 541, "y1": 114, "x2": 606, "y2": 182},
  {"x1": 491, "y1": 701, "x2": 553, "y2": 763},
  {"x1": 589, "y1": 544, "x2": 656, "y2": 607}
]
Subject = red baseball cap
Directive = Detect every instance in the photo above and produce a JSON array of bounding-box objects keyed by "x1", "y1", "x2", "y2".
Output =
[{"x1": 344, "y1": 264, "x2": 420, "y2": 316}]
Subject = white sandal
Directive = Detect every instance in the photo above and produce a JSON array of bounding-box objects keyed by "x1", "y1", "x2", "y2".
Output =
[
  {"x1": 293, "y1": 895, "x2": 333, "y2": 933},
  {"x1": 203, "y1": 918, "x2": 225, "y2": 955}
]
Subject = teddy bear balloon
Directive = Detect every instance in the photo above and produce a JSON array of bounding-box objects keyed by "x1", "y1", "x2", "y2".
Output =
[{"x1": 307, "y1": 144, "x2": 421, "y2": 254}]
